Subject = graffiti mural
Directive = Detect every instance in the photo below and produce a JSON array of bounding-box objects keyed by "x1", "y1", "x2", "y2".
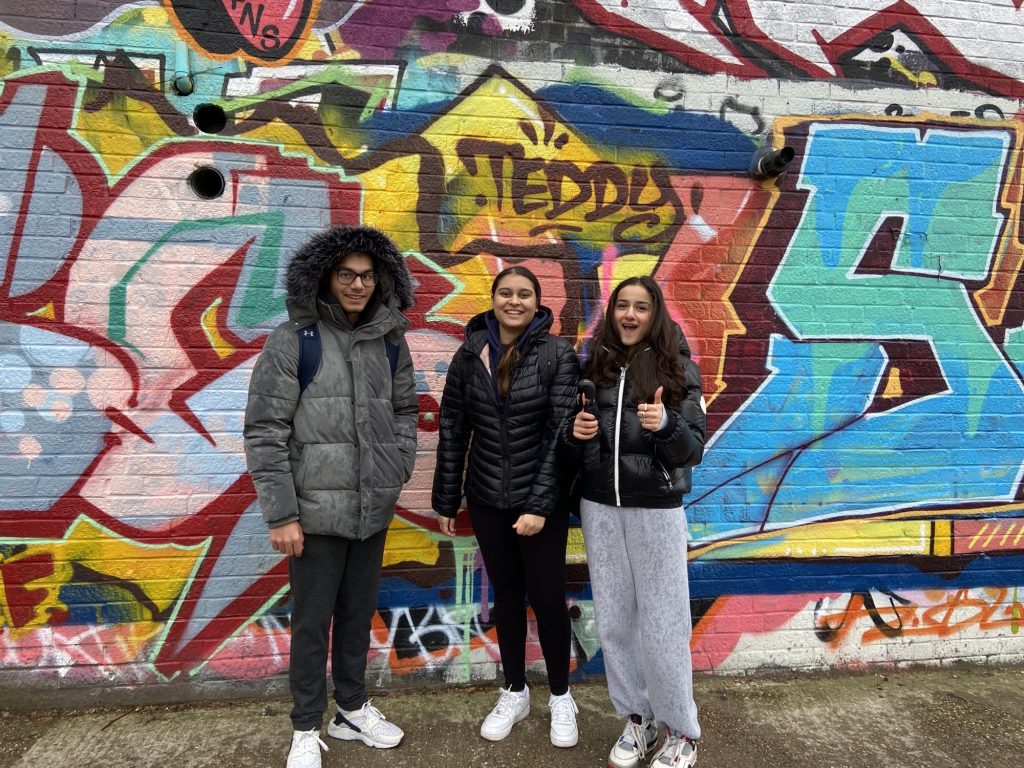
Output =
[{"x1": 1, "y1": 0, "x2": 1023, "y2": 693}]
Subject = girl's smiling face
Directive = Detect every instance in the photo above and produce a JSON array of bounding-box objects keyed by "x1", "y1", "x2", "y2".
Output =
[
  {"x1": 492, "y1": 274, "x2": 538, "y2": 343},
  {"x1": 613, "y1": 284, "x2": 654, "y2": 348}
]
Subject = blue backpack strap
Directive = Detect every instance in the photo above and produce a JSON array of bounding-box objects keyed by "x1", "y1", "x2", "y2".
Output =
[
  {"x1": 384, "y1": 337, "x2": 399, "y2": 378},
  {"x1": 298, "y1": 325, "x2": 396, "y2": 394},
  {"x1": 297, "y1": 323, "x2": 321, "y2": 394}
]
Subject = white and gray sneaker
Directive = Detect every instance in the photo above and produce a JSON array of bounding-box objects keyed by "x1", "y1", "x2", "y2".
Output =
[
  {"x1": 480, "y1": 685, "x2": 531, "y2": 741},
  {"x1": 286, "y1": 728, "x2": 328, "y2": 768},
  {"x1": 608, "y1": 714, "x2": 659, "y2": 768},
  {"x1": 650, "y1": 728, "x2": 697, "y2": 767},
  {"x1": 327, "y1": 701, "x2": 404, "y2": 749},
  {"x1": 548, "y1": 690, "x2": 579, "y2": 747}
]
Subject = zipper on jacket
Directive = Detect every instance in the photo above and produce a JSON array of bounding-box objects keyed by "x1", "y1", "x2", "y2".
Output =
[
  {"x1": 500, "y1": 410, "x2": 510, "y2": 505},
  {"x1": 480, "y1": 344, "x2": 528, "y2": 508},
  {"x1": 613, "y1": 365, "x2": 627, "y2": 506},
  {"x1": 497, "y1": 342, "x2": 537, "y2": 506}
]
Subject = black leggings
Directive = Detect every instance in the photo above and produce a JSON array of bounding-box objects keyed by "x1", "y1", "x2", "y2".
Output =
[{"x1": 469, "y1": 504, "x2": 571, "y2": 695}]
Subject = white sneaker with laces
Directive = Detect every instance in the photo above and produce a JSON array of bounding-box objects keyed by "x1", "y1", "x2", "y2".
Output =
[
  {"x1": 327, "y1": 701, "x2": 404, "y2": 749},
  {"x1": 286, "y1": 728, "x2": 328, "y2": 768},
  {"x1": 608, "y1": 715, "x2": 659, "y2": 768},
  {"x1": 548, "y1": 690, "x2": 579, "y2": 748},
  {"x1": 650, "y1": 728, "x2": 697, "y2": 767},
  {"x1": 480, "y1": 685, "x2": 531, "y2": 741}
]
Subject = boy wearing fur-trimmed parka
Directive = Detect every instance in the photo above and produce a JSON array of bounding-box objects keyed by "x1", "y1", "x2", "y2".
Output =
[{"x1": 244, "y1": 226, "x2": 418, "y2": 768}]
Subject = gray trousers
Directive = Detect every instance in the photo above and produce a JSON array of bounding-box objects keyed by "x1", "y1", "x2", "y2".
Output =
[
  {"x1": 287, "y1": 530, "x2": 388, "y2": 730},
  {"x1": 581, "y1": 499, "x2": 701, "y2": 740}
]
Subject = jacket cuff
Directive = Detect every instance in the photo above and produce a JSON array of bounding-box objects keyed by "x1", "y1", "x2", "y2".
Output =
[{"x1": 653, "y1": 410, "x2": 678, "y2": 438}]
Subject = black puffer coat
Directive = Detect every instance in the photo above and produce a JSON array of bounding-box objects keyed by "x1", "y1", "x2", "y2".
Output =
[
  {"x1": 564, "y1": 334, "x2": 705, "y2": 508},
  {"x1": 432, "y1": 308, "x2": 579, "y2": 518}
]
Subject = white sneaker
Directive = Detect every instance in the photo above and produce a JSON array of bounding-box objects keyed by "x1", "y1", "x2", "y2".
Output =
[
  {"x1": 548, "y1": 690, "x2": 579, "y2": 748},
  {"x1": 327, "y1": 701, "x2": 404, "y2": 749},
  {"x1": 286, "y1": 728, "x2": 328, "y2": 768},
  {"x1": 650, "y1": 729, "x2": 697, "y2": 767},
  {"x1": 608, "y1": 715, "x2": 659, "y2": 768},
  {"x1": 480, "y1": 685, "x2": 530, "y2": 741}
]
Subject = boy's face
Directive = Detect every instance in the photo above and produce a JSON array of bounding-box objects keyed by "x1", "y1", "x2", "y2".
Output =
[{"x1": 330, "y1": 251, "x2": 376, "y2": 323}]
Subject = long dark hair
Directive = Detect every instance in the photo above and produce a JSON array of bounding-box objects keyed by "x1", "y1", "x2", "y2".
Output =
[
  {"x1": 583, "y1": 275, "x2": 685, "y2": 409},
  {"x1": 492, "y1": 266, "x2": 542, "y2": 399}
]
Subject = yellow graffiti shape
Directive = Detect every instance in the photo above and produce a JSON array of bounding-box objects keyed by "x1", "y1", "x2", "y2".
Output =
[
  {"x1": 77, "y1": 92, "x2": 179, "y2": 178},
  {"x1": 881, "y1": 366, "x2": 904, "y2": 399},
  {"x1": 62, "y1": 516, "x2": 206, "y2": 613},
  {"x1": 0, "y1": 548, "x2": 72, "y2": 637},
  {"x1": 201, "y1": 299, "x2": 237, "y2": 359},
  {"x1": 412, "y1": 71, "x2": 677, "y2": 257},
  {"x1": 360, "y1": 153, "x2": 438, "y2": 252},
  {"x1": 599, "y1": 253, "x2": 659, "y2": 290},
  {"x1": 383, "y1": 516, "x2": 440, "y2": 568},
  {"x1": 694, "y1": 517, "x2": 943, "y2": 560},
  {"x1": 0, "y1": 31, "x2": 18, "y2": 78},
  {"x1": 0, "y1": 516, "x2": 207, "y2": 637}
]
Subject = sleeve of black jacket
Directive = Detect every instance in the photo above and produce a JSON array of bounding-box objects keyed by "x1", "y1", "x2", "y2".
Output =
[
  {"x1": 432, "y1": 347, "x2": 469, "y2": 517},
  {"x1": 526, "y1": 337, "x2": 580, "y2": 517},
  {"x1": 653, "y1": 347, "x2": 706, "y2": 469}
]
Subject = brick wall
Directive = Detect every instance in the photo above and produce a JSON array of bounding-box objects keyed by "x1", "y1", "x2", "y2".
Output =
[{"x1": 1, "y1": 1, "x2": 1022, "y2": 700}]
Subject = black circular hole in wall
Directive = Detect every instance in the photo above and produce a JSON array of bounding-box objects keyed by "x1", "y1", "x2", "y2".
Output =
[
  {"x1": 486, "y1": 0, "x2": 527, "y2": 14},
  {"x1": 188, "y1": 166, "x2": 225, "y2": 200},
  {"x1": 193, "y1": 103, "x2": 227, "y2": 134}
]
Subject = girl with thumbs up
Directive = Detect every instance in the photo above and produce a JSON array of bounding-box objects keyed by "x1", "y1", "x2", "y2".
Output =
[{"x1": 564, "y1": 275, "x2": 706, "y2": 768}]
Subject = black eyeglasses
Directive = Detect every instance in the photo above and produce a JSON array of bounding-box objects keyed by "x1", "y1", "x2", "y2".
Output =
[{"x1": 335, "y1": 268, "x2": 377, "y2": 286}]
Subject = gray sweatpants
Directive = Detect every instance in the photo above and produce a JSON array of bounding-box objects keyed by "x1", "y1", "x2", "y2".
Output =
[{"x1": 581, "y1": 498, "x2": 701, "y2": 740}]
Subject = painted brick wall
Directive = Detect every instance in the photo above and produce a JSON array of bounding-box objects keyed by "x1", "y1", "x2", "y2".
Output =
[{"x1": 1, "y1": 1, "x2": 1023, "y2": 700}]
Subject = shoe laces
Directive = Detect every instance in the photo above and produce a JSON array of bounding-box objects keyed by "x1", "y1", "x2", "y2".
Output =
[
  {"x1": 493, "y1": 686, "x2": 525, "y2": 718},
  {"x1": 293, "y1": 728, "x2": 329, "y2": 756},
  {"x1": 619, "y1": 717, "x2": 653, "y2": 758},
  {"x1": 654, "y1": 730, "x2": 695, "y2": 766},
  {"x1": 354, "y1": 701, "x2": 389, "y2": 731},
  {"x1": 549, "y1": 693, "x2": 578, "y2": 724}
]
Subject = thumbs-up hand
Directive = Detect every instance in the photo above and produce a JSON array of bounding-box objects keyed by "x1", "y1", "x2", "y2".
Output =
[{"x1": 637, "y1": 386, "x2": 664, "y2": 432}]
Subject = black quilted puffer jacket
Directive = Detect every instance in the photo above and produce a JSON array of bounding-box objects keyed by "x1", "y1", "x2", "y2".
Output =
[
  {"x1": 562, "y1": 333, "x2": 706, "y2": 508},
  {"x1": 432, "y1": 307, "x2": 579, "y2": 518}
]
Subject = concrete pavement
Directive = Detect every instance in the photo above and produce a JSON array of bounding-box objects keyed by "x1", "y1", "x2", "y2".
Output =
[{"x1": 2, "y1": 664, "x2": 1023, "y2": 768}]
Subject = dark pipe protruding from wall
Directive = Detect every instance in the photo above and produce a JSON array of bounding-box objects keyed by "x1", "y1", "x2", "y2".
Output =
[{"x1": 749, "y1": 146, "x2": 795, "y2": 180}]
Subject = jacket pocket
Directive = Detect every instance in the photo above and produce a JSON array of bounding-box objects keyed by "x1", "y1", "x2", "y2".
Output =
[
  {"x1": 293, "y1": 443, "x2": 308, "y2": 494},
  {"x1": 296, "y1": 443, "x2": 359, "y2": 494},
  {"x1": 372, "y1": 441, "x2": 405, "y2": 489}
]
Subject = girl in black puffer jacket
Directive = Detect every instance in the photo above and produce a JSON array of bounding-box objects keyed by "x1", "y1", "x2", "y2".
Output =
[
  {"x1": 564, "y1": 275, "x2": 706, "y2": 768},
  {"x1": 432, "y1": 266, "x2": 580, "y2": 748}
]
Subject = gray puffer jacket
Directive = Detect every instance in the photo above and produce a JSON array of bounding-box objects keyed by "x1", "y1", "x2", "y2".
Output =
[{"x1": 243, "y1": 226, "x2": 418, "y2": 540}]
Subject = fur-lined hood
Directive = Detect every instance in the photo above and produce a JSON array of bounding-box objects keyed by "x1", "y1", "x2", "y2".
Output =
[{"x1": 284, "y1": 226, "x2": 414, "y2": 326}]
